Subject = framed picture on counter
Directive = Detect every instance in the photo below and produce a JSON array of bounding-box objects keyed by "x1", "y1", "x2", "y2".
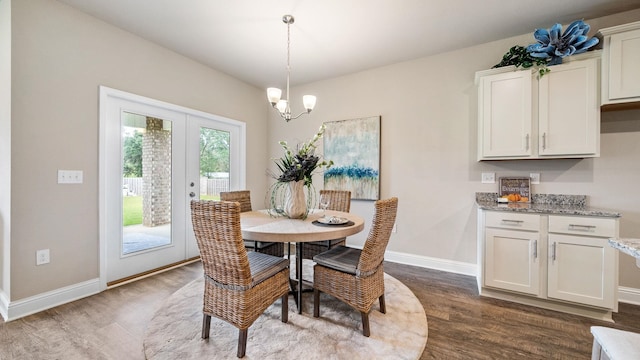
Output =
[{"x1": 498, "y1": 177, "x2": 530, "y2": 203}]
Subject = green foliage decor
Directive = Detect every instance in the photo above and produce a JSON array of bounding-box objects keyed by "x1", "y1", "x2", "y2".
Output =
[{"x1": 493, "y1": 45, "x2": 550, "y2": 78}]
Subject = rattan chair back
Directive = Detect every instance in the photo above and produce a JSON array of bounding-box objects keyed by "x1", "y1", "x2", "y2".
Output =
[
  {"x1": 319, "y1": 189, "x2": 351, "y2": 212},
  {"x1": 191, "y1": 200, "x2": 252, "y2": 287},
  {"x1": 357, "y1": 197, "x2": 398, "y2": 275},
  {"x1": 220, "y1": 190, "x2": 252, "y2": 213}
]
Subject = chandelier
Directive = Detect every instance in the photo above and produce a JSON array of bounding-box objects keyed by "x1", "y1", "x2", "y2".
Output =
[{"x1": 266, "y1": 15, "x2": 316, "y2": 122}]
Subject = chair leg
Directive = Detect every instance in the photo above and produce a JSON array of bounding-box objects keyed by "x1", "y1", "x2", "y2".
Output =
[
  {"x1": 379, "y1": 294, "x2": 386, "y2": 314},
  {"x1": 237, "y1": 329, "x2": 248, "y2": 358},
  {"x1": 313, "y1": 288, "x2": 320, "y2": 318},
  {"x1": 202, "y1": 314, "x2": 211, "y2": 339},
  {"x1": 361, "y1": 312, "x2": 370, "y2": 337},
  {"x1": 281, "y1": 293, "x2": 288, "y2": 323}
]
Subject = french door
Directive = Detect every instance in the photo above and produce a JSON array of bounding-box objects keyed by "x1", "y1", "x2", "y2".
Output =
[{"x1": 100, "y1": 87, "x2": 245, "y2": 286}]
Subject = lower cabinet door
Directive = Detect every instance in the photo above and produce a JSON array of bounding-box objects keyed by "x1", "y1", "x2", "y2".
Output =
[
  {"x1": 485, "y1": 228, "x2": 540, "y2": 296},
  {"x1": 547, "y1": 234, "x2": 616, "y2": 308}
]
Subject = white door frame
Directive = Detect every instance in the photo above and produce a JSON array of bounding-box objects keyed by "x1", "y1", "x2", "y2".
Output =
[{"x1": 98, "y1": 86, "x2": 246, "y2": 290}]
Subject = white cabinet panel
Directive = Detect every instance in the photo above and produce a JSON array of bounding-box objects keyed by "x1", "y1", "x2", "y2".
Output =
[
  {"x1": 538, "y1": 59, "x2": 599, "y2": 156},
  {"x1": 548, "y1": 215, "x2": 616, "y2": 238},
  {"x1": 485, "y1": 228, "x2": 540, "y2": 295},
  {"x1": 478, "y1": 70, "x2": 532, "y2": 158},
  {"x1": 485, "y1": 211, "x2": 540, "y2": 231},
  {"x1": 600, "y1": 21, "x2": 640, "y2": 104},
  {"x1": 547, "y1": 234, "x2": 616, "y2": 308}
]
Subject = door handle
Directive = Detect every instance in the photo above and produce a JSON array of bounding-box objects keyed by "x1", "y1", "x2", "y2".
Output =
[
  {"x1": 533, "y1": 240, "x2": 537, "y2": 259},
  {"x1": 551, "y1": 242, "x2": 556, "y2": 261}
]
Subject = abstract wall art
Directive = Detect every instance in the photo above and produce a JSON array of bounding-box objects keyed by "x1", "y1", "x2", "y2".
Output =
[{"x1": 323, "y1": 116, "x2": 380, "y2": 200}]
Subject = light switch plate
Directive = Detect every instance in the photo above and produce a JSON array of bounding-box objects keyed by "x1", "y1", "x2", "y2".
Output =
[
  {"x1": 481, "y1": 172, "x2": 495, "y2": 184},
  {"x1": 58, "y1": 170, "x2": 83, "y2": 184}
]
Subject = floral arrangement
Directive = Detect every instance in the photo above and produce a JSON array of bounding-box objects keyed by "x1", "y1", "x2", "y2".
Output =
[
  {"x1": 493, "y1": 19, "x2": 599, "y2": 76},
  {"x1": 268, "y1": 124, "x2": 333, "y2": 218},
  {"x1": 271, "y1": 124, "x2": 333, "y2": 186}
]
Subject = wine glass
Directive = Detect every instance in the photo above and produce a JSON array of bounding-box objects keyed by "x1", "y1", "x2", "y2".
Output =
[{"x1": 319, "y1": 195, "x2": 330, "y2": 218}]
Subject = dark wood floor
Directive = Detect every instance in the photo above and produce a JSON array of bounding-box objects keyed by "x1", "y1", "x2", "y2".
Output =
[
  {"x1": 383, "y1": 261, "x2": 640, "y2": 359},
  {"x1": 2, "y1": 261, "x2": 640, "y2": 359}
]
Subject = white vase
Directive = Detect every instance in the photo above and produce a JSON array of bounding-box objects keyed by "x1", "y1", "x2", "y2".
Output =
[{"x1": 285, "y1": 180, "x2": 307, "y2": 219}]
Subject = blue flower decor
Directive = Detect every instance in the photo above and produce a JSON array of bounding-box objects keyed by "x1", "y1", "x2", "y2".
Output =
[
  {"x1": 527, "y1": 20, "x2": 599, "y2": 65},
  {"x1": 493, "y1": 20, "x2": 599, "y2": 76}
]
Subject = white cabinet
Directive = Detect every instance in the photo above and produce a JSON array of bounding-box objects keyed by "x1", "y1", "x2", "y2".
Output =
[
  {"x1": 599, "y1": 21, "x2": 640, "y2": 105},
  {"x1": 547, "y1": 215, "x2": 618, "y2": 309},
  {"x1": 478, "y1": 209, "x2": 619, "y2": 319},
  {"x1": 477, "y1": 70, "x2": 533, "y2": 158},
  {"x1": 476, "y1": 54, "x2": 600, "y2": 160},
  {"x1": 484, "y1": 212, "x2": 540, "y2": 296}
]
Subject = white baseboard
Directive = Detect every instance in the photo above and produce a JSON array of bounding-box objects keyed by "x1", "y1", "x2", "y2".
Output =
[
  {"x1": 0, "y1": 288, "x2": 9, "y2": 321},
  {"x1": 618, "y1": 286, "x2": 640, "y2": 306},
  {"x1": 384, "y1": 249, "x2": 477, "y2": 277},
  {"x1": 4, "y1": 278, "x2": 100, "y2": 322}
]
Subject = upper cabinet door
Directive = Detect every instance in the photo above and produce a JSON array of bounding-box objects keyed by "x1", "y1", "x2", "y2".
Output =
[
  {"x1": 477, "y1": 70, "x2": 533, "y2": 160},
  {"x1": 609, "y1": 28, "x2": 640, "y2": 101},
  {"x1": 599, "y1": 21, "x2": 640, "y2": 105},
  {"x1": 538, "y1": 58, "x2": 600, "y2": 156}
]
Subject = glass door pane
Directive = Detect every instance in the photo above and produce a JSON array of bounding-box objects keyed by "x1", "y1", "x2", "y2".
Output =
[
  {"x1": 198, "y1": 127, "x2": 231, "y2": 200},
  {"x1": 122, "y1": 112, "x2": 172, "y2": 255}
]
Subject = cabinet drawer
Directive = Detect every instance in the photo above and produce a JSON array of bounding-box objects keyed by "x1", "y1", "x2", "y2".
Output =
[
  {"x1": 485, "y1": 211, "x2": 540, "y2": 231},
  {"x1": 548, "y1": 215, "x2": 617, "y2": 237}
]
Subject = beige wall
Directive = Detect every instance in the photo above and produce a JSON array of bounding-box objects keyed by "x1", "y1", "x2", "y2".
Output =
[
  {"x1": 9, "y1": 0, "x2": 269, "y2": 300},
  {"x1": 7, "y1": 0, "x2": 640, "y2": 305},
  {"x1": 268, "y1": 9, "x2": 640, "y2": 287},
  {"x1": 0, "y1": 0, "x2": 11, "y2": 301}
]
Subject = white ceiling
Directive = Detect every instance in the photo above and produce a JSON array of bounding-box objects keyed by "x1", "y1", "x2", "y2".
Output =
[{"x1": 56, "y1": 0, "x2": 640, "y2": 89}]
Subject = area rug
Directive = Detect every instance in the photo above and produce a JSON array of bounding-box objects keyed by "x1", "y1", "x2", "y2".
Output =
[{"x1": 143, "y1": 260, "x2": 428, "y2": 359}]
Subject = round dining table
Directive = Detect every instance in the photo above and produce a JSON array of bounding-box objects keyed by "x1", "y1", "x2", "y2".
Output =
[{"x1": 240, "y1": 209, "x2": 365, "y2": 313}]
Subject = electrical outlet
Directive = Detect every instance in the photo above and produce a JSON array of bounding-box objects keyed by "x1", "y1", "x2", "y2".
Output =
[
  {"x1": 481, "y1": 172, "x2": 495, "y2": 184},
  {"x1": 530, "y1": 173, "x2": 541, "y2": 184},
  {"x1": 36, "y1": 249, "x2": 50, "y2": 265}
]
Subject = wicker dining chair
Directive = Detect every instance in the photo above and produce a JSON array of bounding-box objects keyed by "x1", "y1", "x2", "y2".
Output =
[
  {"x1": 300, "y1": 190, "x2": 351, "y2": 260},
  {"x1": 190, "y1": 200, "x2": 290, "y2": 358},
  {"x1": 312, "y1": 197, "x2": 398, "y2": 337},
  {"x1": 220, "y1": 190, "x2": 284, "y2": 257}
]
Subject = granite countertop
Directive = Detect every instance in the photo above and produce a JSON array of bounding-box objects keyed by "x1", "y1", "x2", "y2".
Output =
[
  {"x1": 476, "y1": 192, "x2": 621, "y2": 218},
  {"x1": 608, "y1": 238, "x2": 640, "y2": 259}
]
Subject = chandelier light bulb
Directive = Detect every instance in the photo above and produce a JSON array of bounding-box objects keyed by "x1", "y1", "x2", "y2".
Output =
[
  {"x1": 267, "y1": 88, "x2": 282, "y2": 105},
  {"x1": 303, "y1": 95, "x2": 316, "y2": 111},
  {"x1": 276, "y1": 99, "x2": 288, "y2": 113}
]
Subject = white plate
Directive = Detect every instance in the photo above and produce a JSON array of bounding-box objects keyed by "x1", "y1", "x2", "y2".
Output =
[{"x1": 316, "y1": 216, "x2": 350, "y2": 225}]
